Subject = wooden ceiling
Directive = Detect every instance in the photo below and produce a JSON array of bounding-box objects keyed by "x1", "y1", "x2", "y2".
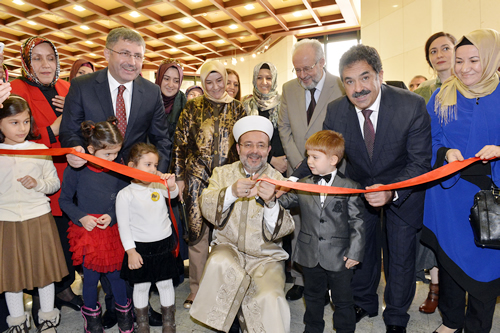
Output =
[{"x1": 0, "y1": 0, "x2": 360, "y2": 77}]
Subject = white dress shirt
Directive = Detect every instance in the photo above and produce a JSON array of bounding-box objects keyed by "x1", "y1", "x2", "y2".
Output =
[
  {"x1": 355, "y1": 88, "x2": 382, "y2": 138},
  {"x1": 108, "y1": 71, "x2": 133, "y2": 123},
  {"x1": 304, "y1": 69, "x2": 327, "y2": 110}
]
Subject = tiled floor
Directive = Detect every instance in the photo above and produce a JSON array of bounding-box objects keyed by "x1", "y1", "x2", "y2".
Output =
[{"x1": 19, "y1": 272, "x2": 500, "y2": 332}]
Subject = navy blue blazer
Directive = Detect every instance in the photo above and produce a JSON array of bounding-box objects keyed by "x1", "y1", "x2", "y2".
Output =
[{"x1": 60, "y1": 68, "x2": 172, "y2": 172}]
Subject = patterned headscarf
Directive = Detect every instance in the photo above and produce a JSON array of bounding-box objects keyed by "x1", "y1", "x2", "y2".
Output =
[
  {"x1": 243, "y1": 62, "x2": 281, "y2": 127},
  {"x1": 200, "y1": 60, "x2": 233, "y2": 103},
  {"x1": 435, "y1": 28, "x2": 500, "y2": 123},
  {"x1": 21, "y1": 36, "x2": 60, "y2": 87},
  {"x1": 155, "y1": 59, "x2": 184, "y2": 114}
]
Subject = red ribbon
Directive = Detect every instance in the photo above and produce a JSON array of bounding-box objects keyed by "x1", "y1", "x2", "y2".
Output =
[
  {"x1": 0, "y1": 148, "x2": 179, "y2": 257},
  {"x1": 0, "y1": 148, "x2": 487, "y2": 195}
]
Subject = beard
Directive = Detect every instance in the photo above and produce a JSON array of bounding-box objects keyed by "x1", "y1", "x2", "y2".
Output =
[{"x1": 241, "y1": 153, "x2": 267, "y2": 174}]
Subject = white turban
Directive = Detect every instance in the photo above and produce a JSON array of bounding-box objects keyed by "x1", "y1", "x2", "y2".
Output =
[{"x1": 233, "y1": 115, "x2": 273, "y2": 142}]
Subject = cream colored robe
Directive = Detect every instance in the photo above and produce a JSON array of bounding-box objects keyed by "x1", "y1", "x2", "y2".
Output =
[{"x1": 190, "y1": 161, "x2": 294, "y2": 333}]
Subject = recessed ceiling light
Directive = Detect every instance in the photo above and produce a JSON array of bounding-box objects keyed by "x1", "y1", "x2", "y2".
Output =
[
  {"x1": 393, "y1": 4, "x2": 398, "y2": 7},
  {"x1": 73, "y1": 5, "x2": 85, "y2": 12},
  {"x1": 170, "y1": 48, "x2": 178, "y2": 52},
  {"x1": 192, "y1": 0, "x2": 202, "y2": 2},
  {"x1": 240, "y1": 57, "x2": 244, "y2": 62},
  {"x1": 252, "y1": 53, "x2": 256, "y2": 58},
  {"x1": 229, "y1": 24, "x2": 237, "y2": 30},
  {"x1": 27, "y1": 21, "x2": 36, "y2": 25},
  {"x1": 86, "y1": 41, "x2": 93, "y2": 45},
  {"x1": 175, "y1": 35, "x2": 183, "y2": 40},
  {"x1": 182, "y1": 18, "x2": 191, "y2": 23},
  {"x1": 218, "y1": 40, "x2": 224, "y2": 44},
  {"x1": 293, "y1": 12, "x2": 302, "y2": 17},
  {"x1": 90, "y1": 53, "x2": 96, "y2": 56},
  {"x1": 80, "y1": 25, "x2": 89, "y2": 30},
  {"x1": 129, "y1": 11, "x2": 140, "y2": 18},
  {"x1": 244, "y1": 4, "x2": 254, "y2": 10},
  {"x1": 13, "y1": 0, "x2": 24, "y2": 5}
]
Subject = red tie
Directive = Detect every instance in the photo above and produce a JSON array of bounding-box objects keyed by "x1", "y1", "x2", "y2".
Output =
[
  {"x1": 116, "y1": 85, "x2": 127, "y2": 136},
  {"x1": 362, "y1": 109, "x2": 375, "y2": 159}
]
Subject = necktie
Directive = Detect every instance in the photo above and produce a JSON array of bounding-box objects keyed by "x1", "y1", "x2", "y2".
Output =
[
  {"x1": 306, "y1": 88, "x2": 316, "y2": 125},
  {"x1": 313, "y1": 174, "x2": 332, "y2": 184},
  {"x1": 116, "y1": 85, "x2": 127, "y2": 136},
  {"x1": 362, "y1": 109, "x2": 375, "y2": 159}
]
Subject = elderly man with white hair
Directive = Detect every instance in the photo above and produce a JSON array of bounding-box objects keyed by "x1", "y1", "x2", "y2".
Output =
[{"x1": 190, "y1": 115, "x2": 295, "y2": 333}]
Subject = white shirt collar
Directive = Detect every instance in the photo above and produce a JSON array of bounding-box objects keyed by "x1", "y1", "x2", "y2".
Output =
[
  {"x1": 107, "y1": 70, "x2": 134, "y2": 93},
  {"x1": 314, "y1": 69, "x2": 327, "y2": 93}
]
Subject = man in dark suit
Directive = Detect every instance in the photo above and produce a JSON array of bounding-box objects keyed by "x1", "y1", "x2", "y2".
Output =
[
  {"x1": 60, "y1": 28, "x2": 170, "y2": 171},
  {"x1": 59, "y1": 27, "x2": 170, "y2": 328},
  {"x1": 295, "y1": 44, "x2": 431, "y2": 333}
]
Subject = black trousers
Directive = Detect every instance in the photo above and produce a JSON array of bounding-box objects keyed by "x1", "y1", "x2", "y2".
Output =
[
  {"x1": 351, "y1": 206, "x2": 418, "y2": 327},
  {"x1": 303, "y1": 264, "x2": 355, "y2": 333},
  {"x1": 439, "y1": 264, "x2": 496, "y2": 333}
]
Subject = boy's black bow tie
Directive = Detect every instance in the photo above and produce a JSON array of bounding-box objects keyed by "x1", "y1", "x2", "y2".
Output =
[{"x1": 313, "y1": 174, "x2": 332, "y2": 184}]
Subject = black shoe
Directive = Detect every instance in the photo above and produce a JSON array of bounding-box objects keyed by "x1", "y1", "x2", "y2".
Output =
[
  {"x1": 354, "y1": 306, "x2": 377, "y2": 323},
  {"x1": 148, "y1": 306, "x2": 163, "y2": 326},
  {"x1": 324, "y1": 291, "x2": 330, "y2": 306},
  {"x1": 286, "y1": 285, "x2": 304, "y2": 301},
  {"x1": 101, "y1": 309, "x2": 117, "y2": 329},
  {"x1": 386, "y1": 325, "x2": 406, "y2": 333},
  {"x1": 55, "y1": 294, "x2": 84, "y2": 311}
]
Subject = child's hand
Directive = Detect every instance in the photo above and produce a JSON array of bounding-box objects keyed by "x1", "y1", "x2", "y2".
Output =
[
  {"x1": 80, "y1": 215, "x2": 98, "y2": 232},
  {"x1": 344, "y1": 256, "x2": 359, "y2": 269},
  {"x1": 127, "y1": 249, "x2": 143, "y2": 270},
  {"x1": 162, "y1": 173, "x2": 176, "y2": 191},
  {"x1": 17, "y1": 175, "x2": 37, "y2": 189},
  {"x1": 96, "y1": 214, "x2": 111, "y2": 229}
]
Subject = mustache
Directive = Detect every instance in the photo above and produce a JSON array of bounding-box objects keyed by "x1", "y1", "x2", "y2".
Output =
[
  {"x1": 247, "y1": 153, "x2": 262, "y2": 159},
  {"x1": 352, "y1": 89, "x2": 371, "y2": 98}
]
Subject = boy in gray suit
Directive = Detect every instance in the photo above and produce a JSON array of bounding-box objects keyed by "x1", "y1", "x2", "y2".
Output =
[{"x1": 280, "y1": 130, "x2": 365, "y2": 333}]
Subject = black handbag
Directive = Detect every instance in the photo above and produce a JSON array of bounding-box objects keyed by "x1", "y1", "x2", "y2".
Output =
[{"x1": 469, "y1": 185, "x2": 500, "y2": 249}]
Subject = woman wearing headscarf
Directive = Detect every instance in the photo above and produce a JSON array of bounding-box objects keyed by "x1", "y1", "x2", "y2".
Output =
[
  {"x1": 11, "y1": 36, "x2": 82, "y2": 327},
  {"x1": 243, "y1": 62, "x2": 287, "y2": 175},
  {"x1": 423, "y1": 29, "x2": 500, "y2": 333},
  {"x1": 154, "y1": 58, "x2": 189, "y2": 282},
  {"x1": 173, "y1": 60, "x2": 245, "y2": 309},
  {"x1": 414, "y1": 31, "x2": 457, "y2": 315},
  {"x1": 154, "y1": 59, "x2": 187, "y2": 142},
  {"x1": 68, "y1": 59, "x2": 95, "y2": 82},
  {"x1": 186, "y1": 85, "x2": 203, "y2": 101}
]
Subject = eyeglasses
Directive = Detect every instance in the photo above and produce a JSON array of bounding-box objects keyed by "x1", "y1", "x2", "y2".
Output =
[
  {"x1": 238, "y1": 142, "x2": 269, "y2": 151},
  {"x1": 292, "y1": 61, "x2": 318, "y2": 75},
  {"x1": 107, "y1": 48, "x2": 144, "y2": 61}
]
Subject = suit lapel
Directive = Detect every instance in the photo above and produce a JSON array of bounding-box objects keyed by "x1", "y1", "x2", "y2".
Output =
[
  {"x1": 323, "y1": 173, "x2": 346, "y2": 208},
  {"x1": 127, "y1": 76, "x2": 144, "y2": 140},
  {"x1": 372, "y1": 85, "x2": 393, "y2": 164},
  {"x1": 94, "y1": 69, "x2": 114, "y2": 120},
  {"x1": 305, "y1": 176, "x2": 323, "y2": 208}
]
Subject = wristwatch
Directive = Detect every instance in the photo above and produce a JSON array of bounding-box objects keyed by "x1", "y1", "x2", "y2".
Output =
[{"x1": 265, "y1": 199, "x2": 276, "y2": 208}]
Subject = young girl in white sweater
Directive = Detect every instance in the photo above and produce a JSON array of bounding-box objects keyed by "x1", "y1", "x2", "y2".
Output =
[
  {"x1": 0, "y1": 95, "x2": 67, "y2": 333},
  {"x1": 116, "y1": 142, "x2": 179, "y2": 333}
]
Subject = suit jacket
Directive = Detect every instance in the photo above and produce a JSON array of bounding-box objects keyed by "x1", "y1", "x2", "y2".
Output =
[
  {"x1": 323, "y1": 84, "x2": 432, "y2": 228},
  {"x1": 59, "y1": 68, "x2": 171, "y2": 172},
  {"x1": 278, "y1": 71, "x2": 344, "y2": 173},
  {"x1": 279, "y1": 172, "x2": 365, "y2": 271}
]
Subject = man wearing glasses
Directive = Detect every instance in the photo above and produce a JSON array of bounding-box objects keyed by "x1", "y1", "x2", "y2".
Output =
[
  {"x1": 278, "y1": 38, "x2": 345, "y2": 302},
  {"x1": 60, "y1": 27, "x2": 170, "y2": 328}
]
